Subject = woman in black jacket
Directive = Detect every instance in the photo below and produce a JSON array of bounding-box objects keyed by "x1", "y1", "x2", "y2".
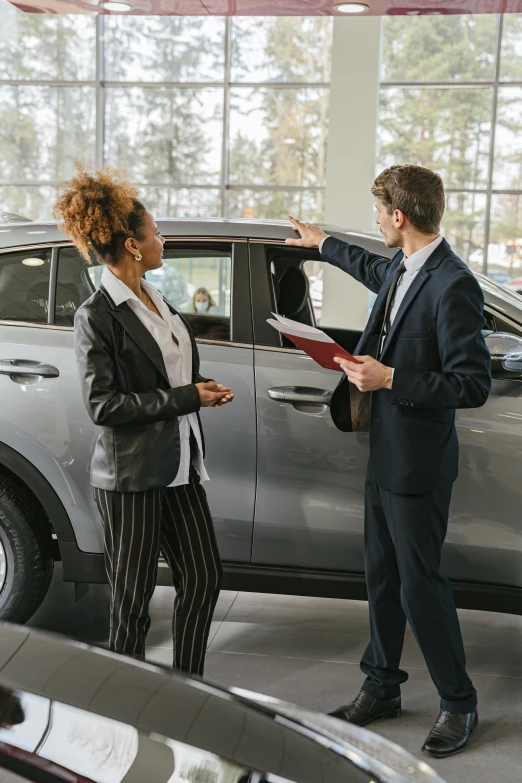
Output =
[{"x1": 54, "y1": 167, "x2": 233, "y2": 675}]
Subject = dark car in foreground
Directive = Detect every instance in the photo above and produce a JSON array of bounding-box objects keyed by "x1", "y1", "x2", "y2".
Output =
[
  {"x1": 0, "y1": 217, "x2": 521, "y2": 624},
  {"x1": 0, "y1": 623, "x2": 446, "y2": 783}
]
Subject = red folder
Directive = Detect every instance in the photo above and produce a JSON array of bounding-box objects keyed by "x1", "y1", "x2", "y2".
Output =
[{"x1": 281, "y1": 332, "x2": 360, "y2": 372}]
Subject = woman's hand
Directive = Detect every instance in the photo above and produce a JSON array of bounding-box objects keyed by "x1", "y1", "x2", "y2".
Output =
[
  {"x1": 213, "y1": 383, "x2": 235, "y2": 408},
  {"x1": 196, "y1": 381, "x2": 234, "y2": 408}
]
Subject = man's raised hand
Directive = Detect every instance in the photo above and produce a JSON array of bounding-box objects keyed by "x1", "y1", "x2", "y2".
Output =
[{"x1": 285, "y1": 216, "x2": 328, "y2": 248}]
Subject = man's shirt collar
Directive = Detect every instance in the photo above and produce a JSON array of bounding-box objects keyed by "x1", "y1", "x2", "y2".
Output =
[{"x1": 403, "y1": 235, "x2": 444, "y2": 274}]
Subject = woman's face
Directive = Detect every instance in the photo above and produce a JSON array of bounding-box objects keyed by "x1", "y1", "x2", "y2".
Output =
[{"x1": 135, "y1": 211, "x2": 165, "y2": 271}]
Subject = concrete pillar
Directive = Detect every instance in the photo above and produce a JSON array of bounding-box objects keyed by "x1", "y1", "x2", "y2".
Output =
[{"x1": 322, "y1": 16, "x2": 382, "y2": 331}]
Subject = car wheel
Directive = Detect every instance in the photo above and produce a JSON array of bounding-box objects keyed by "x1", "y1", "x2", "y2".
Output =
[{"x1": 0, "y1": 476, "x2": 54, "y2": 623}]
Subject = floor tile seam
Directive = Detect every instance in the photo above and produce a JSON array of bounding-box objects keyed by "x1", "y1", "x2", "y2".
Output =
[
  {"x1": 205, "y1": 594, "x2": 240, "y2": 651},
  {"x1": 207, "y1": 650, "x2": 522, "y2": 680},
  {"x1": 206, "y1": 624, "x2": 222, "y2": 649},
  {"x1": 221, "y1": 592, "x2": 240, "y2": 621},
  {"x1": 97, "y1": 643, "x2": 522, "y2": 683}
]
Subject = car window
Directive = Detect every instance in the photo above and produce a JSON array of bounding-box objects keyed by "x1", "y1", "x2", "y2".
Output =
[
  {"x1": 302, "y1": 259, "x2": 373, "y2": 327},
  {"x1": 0, "y1": 248, "x2": 52, "y2": 324},
  {"x1": 268, "y1": 255, "x2": 368, "y2": 350},
  {"x1": 488, "y1": 310, "x2": 522, "y2": 337},
  {"x1": 55, "y1": 245, "x2": 232, "y2": 343},
  {"x1": 477, "y1": 272, "x2": 522, "y2": 310},
  {"x1": 145, "y1": 246, "x2": 232, "y2": 342}
]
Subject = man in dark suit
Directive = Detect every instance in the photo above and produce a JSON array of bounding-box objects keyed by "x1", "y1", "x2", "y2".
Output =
[{"x1": 286, "y1": 165, "x2": 491, "y2": 758}]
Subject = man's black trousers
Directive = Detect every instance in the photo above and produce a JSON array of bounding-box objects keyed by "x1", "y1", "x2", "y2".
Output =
[{"x1": 360, "y1": 461, "x2": 477, "y2": 714}]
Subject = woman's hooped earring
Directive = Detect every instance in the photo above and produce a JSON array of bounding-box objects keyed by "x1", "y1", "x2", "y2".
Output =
[{"x1": 135, "y1": 251, "x2": 143, "y2": 262}]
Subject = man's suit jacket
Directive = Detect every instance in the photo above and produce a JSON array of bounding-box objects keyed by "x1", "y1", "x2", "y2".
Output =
[
  {"x1": 74, "y1": 284, "x2": 209, "y2": 493},
  {"x1": 323, "y1": 236, "x2": 492, "y2": 495}
]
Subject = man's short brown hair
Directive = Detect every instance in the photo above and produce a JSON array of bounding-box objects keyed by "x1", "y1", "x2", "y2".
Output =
[{"x1": 372, "y1": 165, "x2": 445, "y2": 235}]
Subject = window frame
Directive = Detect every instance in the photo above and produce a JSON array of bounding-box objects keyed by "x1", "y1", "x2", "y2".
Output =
[
  {"x1": 50, "y1": 238, "x2": 253, "y2": 347},
  {"x1": 249, "y1": 240, "x2": 322, "y2": 349}
]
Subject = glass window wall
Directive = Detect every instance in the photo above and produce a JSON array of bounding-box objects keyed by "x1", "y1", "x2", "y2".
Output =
[
  {"x1": 379, "y1": 12, "x2": 522, "y2": 283},
  {"x1": 0, "y1": 6, "x2": 333, "y2": 224}
]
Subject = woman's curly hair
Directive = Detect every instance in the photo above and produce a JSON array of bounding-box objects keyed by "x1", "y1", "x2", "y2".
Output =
[{"x1": 53, "y1": 166, "x2": 147, "y2": 264}]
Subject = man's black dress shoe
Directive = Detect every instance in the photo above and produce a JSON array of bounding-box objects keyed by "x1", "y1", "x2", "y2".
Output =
[
  {"x1": 422, "y1": 709, "x2": 478, "y2": 758},
  {"x1": 329, "y1": 690, "x2": 402, "y2": 727}
]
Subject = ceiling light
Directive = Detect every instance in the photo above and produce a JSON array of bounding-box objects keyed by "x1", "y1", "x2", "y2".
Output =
[
  {"x1": 22, "y1": 257, "x2": 45, "y2": 266},
  {"x1": 26, "y1": 230, "x2": 47, "y2": 235},
  {"x1": 100, "y1": 1, "x2": 133, "y2": 11},
  {"x1": 284, "y1": 138, "x2": 297, "y2": 145},
  {"x1": 334, "y1": 3, "x2": 369, "y2": 13}
]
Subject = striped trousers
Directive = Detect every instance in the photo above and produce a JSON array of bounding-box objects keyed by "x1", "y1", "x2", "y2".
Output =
[{"x1": 93, "y1": 476, "x2": 222, "y2": 676}]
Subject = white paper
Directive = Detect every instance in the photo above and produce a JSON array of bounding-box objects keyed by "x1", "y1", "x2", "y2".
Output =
[
  {"x1": 267, "y1": 318, "x2": 335, "y2": 343},
  {"x1": 270, "y1": 313, "x2": 323, "y2": 334}
]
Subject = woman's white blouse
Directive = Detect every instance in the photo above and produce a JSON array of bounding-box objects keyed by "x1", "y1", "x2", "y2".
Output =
[{"x1": 101, "y1": 267, "x2": 209, "y2": 487}]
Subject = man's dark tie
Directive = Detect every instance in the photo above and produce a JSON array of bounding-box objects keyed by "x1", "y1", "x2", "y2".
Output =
[
  {"x1": 347, "y1": 259, "x2": 407, "y2": 432},
  {"x1": 378, "y1": 260, "x2": 407, "y2": 358}
]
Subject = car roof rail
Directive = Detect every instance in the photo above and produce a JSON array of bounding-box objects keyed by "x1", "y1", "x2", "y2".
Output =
[{"x1": 0, "y1": 211, "x2": 33, "y2": 224}]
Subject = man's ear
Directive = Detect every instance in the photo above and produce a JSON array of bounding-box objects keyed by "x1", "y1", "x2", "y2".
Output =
[{"x1": 394, "y1": 209, "x2": 406, "y2": 229}]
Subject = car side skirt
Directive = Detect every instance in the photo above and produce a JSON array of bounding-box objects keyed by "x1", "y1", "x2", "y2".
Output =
[
  {"x1": 20, "y1": 546, "x2": 522, "y2": 616},
  {"x1": 219, "y1": 562, "x2": 522, "y2": 617}
]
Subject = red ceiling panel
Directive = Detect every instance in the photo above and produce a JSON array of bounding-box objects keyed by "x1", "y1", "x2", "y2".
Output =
[{"x1": 7, "y1": 0, "x2": 522, "y2": 16}]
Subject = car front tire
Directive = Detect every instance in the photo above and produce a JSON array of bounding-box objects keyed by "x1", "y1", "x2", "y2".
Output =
[{"x1": 0, "y1": 476, "x2": 54, "y2": 624}]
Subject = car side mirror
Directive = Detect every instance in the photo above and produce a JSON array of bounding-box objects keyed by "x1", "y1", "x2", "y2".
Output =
[{"x1": 485, "y1": 332, "x2": 522, "y2": 379}]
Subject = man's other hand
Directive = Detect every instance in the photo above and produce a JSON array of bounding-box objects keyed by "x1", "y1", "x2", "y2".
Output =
[
  {"x1": 334, "y1": 355, "x2": 393, "y2": 393},
  {"x1": 285, "y1": 216, "x2": 328, "y2": 248}
]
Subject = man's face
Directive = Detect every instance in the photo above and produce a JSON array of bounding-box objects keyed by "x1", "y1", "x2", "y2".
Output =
[{"x1": 375, "y1": 199, "x2": 402, "y2": 248}]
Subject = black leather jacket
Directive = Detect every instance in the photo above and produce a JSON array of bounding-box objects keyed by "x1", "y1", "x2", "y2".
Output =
[{"x1": 74, "y1": 284, "x2": 209, "y2": 492}]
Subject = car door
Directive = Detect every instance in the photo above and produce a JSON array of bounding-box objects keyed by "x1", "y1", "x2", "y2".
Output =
[
  {"x1": 144, "y1": 238, "x2": 256, "y2": 562},
  {"x1": 249, "y1": 240, "x2": 371, "y2": 573},
  {"x1": 58, "y1": 238, "x2": 256, "y2": 564},
  {"x1": 446, "y1": 298, "x2": 522, "y2": 591},
  {"x1": 250, "y1": 237, "x2": 522, "y2": 595}
]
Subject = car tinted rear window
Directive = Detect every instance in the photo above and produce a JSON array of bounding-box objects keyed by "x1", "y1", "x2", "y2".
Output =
[{"x1": 0, "y1": 249, "x2": 52, "y2": 324}]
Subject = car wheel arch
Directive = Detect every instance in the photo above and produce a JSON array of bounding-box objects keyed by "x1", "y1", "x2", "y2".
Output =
[{"x1": 0, "y1": 442, "x2": 78, "y2": 558}]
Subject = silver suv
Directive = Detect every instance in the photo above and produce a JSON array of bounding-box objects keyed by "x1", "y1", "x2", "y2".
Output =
[{"x1": 0, "y1": 217, "x2": 521, "y2": 623}]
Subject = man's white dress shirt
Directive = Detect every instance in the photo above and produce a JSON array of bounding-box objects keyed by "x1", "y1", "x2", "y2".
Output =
[
  {"x1": 385, "y1": 235, "x2": 444, "y2": 326},
  {"x1": 101, "y1": 266, "x2": 209, "y2": 487},
  {"x1": 319, "y1": 234, "x2": 443, "y2": 328},
  {"x1": 319, "y1": 234, "x2": 444, "y2": 381}
]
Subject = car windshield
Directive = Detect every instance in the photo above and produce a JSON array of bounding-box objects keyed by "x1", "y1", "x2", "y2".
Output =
[{"x1": 475, "y1": 272, "x2": 522, "y2": 312}]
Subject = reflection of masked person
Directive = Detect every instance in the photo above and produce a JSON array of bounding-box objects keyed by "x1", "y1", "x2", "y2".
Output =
[
  {"x1": 192, "y1": 287, "x2": 219, "y2": 315},
  {"x1": 0, "y1": 687, "x2": 25, "y2": 729}
]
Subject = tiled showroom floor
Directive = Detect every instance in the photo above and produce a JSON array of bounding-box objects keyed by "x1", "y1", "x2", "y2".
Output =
[{"x1": 30, "y1": 566, "x2": 522, "y2": 783}]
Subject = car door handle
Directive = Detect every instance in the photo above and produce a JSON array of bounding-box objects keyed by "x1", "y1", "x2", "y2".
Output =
[
  {"x1": 0, "y1": 359, "x2": 60, "y2": 379},
  {"x1": 268, "y1": 386, "x2": 333, "y2": 406}
]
